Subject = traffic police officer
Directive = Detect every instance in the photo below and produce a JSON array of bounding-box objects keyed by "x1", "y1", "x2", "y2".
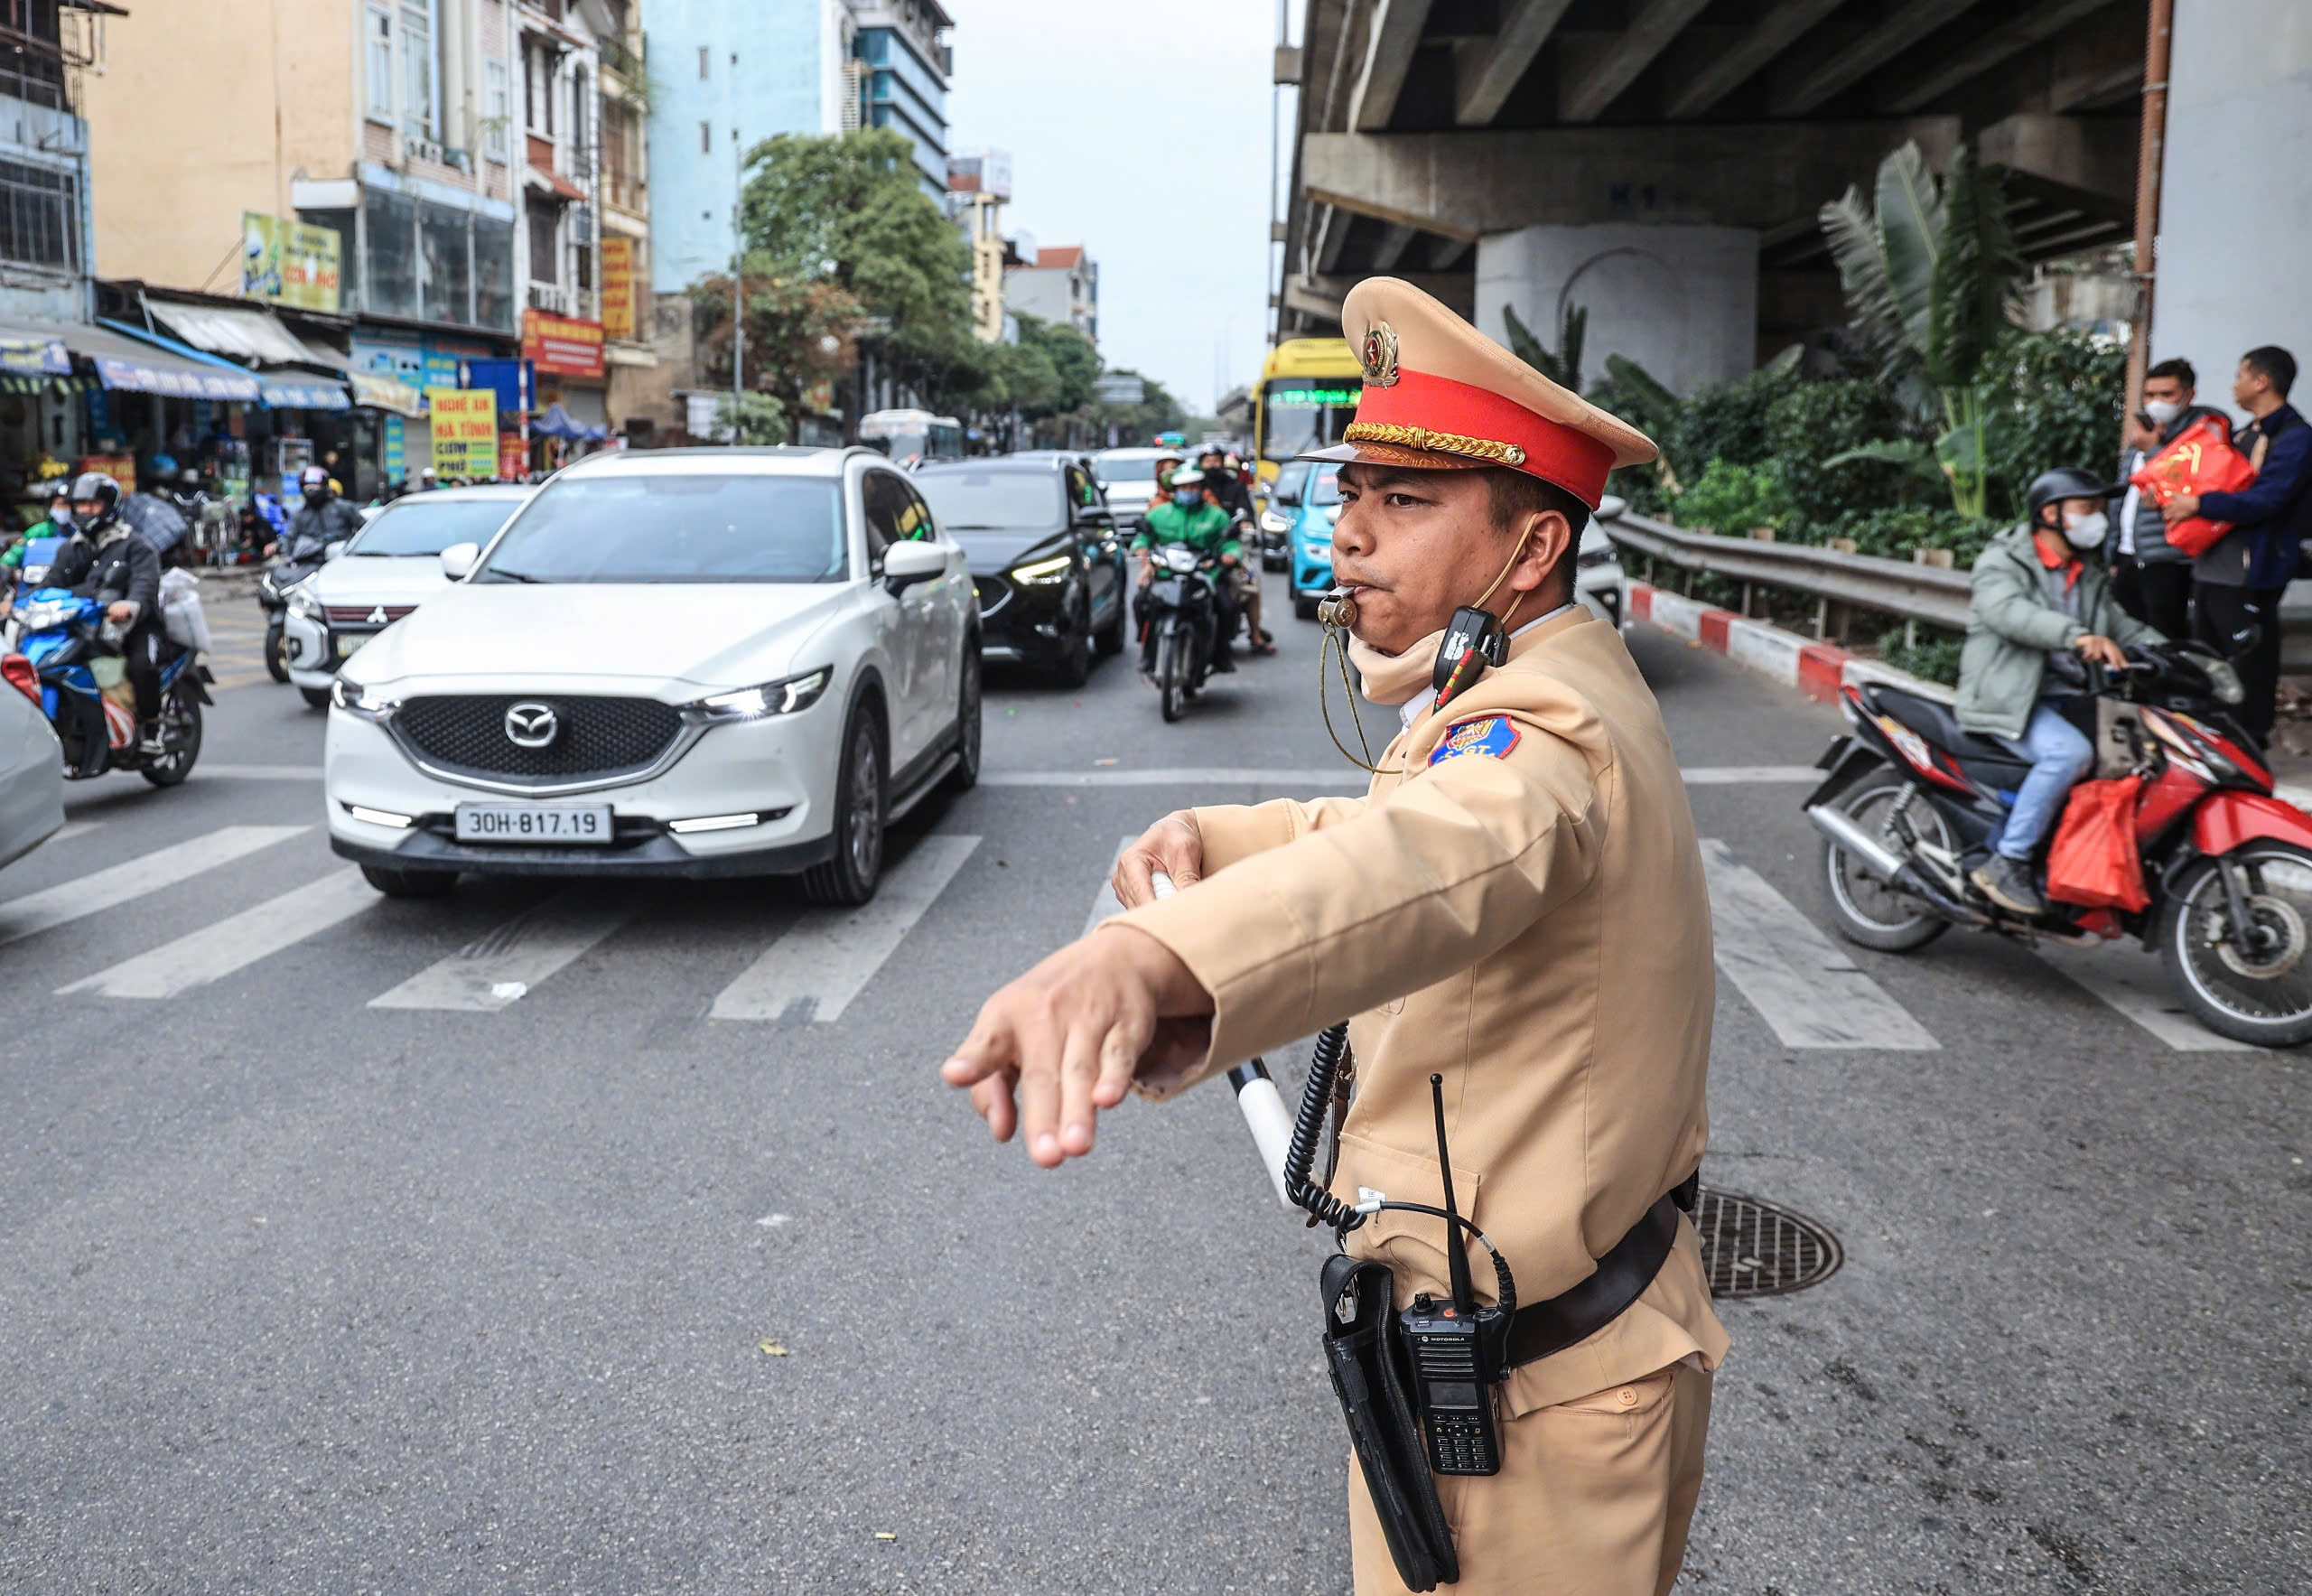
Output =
[{"x1": 944, "y1": 277, "x2": 1727, "y2": 1594}]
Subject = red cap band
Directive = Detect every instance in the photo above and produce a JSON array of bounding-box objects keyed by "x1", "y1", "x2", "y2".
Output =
[{"x1": 1353, "y1": 369, "x2": 1617, "y2": 506}]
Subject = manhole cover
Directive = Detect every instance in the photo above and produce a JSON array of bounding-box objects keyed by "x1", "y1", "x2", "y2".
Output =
[{"x1": 1693, "y1": 1189, "x2": 1841, "y2": 1298}]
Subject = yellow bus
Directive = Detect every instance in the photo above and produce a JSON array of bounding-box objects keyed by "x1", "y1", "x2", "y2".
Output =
[{"x1": 1253, "y1": 338, "x2": 1362, "y2": 491}]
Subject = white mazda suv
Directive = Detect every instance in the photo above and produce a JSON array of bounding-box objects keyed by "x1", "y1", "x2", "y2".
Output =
[{"x1": 323, "y1": 447, "x2": 981, "y2": 905}]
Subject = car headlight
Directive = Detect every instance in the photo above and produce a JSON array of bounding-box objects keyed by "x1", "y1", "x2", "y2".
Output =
[
  {"x1": 330, "y1": 677, "x2": 399, "y2": 720},
  {"x1": 1009, "y1": 555, "x2": 1072, "y2": 585},
  {"x1": 286, "y1": 582, "x2": 323, "y2": 619},
  {"x1": 687, "y1": 666, "x2": 833, "y2": 723},
  {"x1": 1259, "y1": 509, "x2": 1289, "y2": 534}
]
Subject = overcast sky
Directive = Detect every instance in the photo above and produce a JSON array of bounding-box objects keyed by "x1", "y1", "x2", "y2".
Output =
[{"x1": 944, "y1": 0, "x2": 1281, "y2": 413}]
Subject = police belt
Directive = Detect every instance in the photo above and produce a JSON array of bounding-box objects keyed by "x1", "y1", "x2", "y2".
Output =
[{"x1": 1502, "y1": 1171, "x2": 1699, "y2": 1370}]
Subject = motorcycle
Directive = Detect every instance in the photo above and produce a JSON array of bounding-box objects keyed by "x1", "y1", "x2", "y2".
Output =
[
  {"x1": 1136, "y1": 545, "x2": 1223, "y2": 723},
  {"x1": 1803, "y1": 639, "x2": 2312, "y2": 1047},
  {"x1": 256, "y1": 542, "x2": 340, "y2": 684},
  {"x1": 14, "y1": 586, "x2": 209, "y2": 786}
]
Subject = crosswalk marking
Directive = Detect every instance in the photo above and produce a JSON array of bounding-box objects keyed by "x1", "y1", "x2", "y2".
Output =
[
  {"x1": 2030, "y1": 943, "x2": 2253, "y2": 1051},
  {"x1": 1082, "y1": 836, "x2": 1137, "y2": 937},
  {"x1": 368, "y1": 888, "x2": 636, "y2": 1012},
  {"x1": 59, "y1": 868, "x2": 375, "y2": 999},
  {"x1": 0, "y1": 824, "x2": 307, "y2": 948},
  {"x1": 1700, "y1": 838, "x2": 1940, "y2": 1050},
  {"x1": 710, "y1": 835, "x2": 982, "y2": 1022}
]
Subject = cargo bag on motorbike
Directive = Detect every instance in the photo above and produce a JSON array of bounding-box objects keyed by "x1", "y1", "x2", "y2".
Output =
[
  {"x1": 158, "y1": 566, "x2": 211, "y2": 654},
  {"x1": 2046, "y1": 776, "x2": 2151, "y2": 912}
]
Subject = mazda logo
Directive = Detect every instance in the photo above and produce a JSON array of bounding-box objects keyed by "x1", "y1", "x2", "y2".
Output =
[{"x1": 503, "y1": 701, "x2": 559, "y2": 749}]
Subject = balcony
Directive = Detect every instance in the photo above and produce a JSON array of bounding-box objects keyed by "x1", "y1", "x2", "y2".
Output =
[{"x1": 528, "y1": 281, "x2": 573, "y2": 315}]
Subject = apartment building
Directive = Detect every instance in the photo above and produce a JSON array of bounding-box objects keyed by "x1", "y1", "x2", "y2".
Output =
[{"x1": 1004, "y1": 247, "x2": 1098, "y2": 346}]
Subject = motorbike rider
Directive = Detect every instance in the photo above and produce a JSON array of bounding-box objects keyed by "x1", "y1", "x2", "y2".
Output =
[
  {"x1": 47, "y1": 471, "x2": 170, "y2": 753},
  {"x1": 265, "y1": 464, "x2": 360, "y2": 560},
  {"x1": 1199, "y1": 448, "x2": 1274, "y2": 656},
  {"x1": 1955, "y1": 466, "x2": 2165, "y2": 916},
  {"x1": 1133, "y1": 464, "x2": 1245, "y2": 673}
]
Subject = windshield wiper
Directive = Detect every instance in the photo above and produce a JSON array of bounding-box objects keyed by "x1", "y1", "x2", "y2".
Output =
[{"x1": 481, "y1": 568, "x2": 545, "y2": 583}]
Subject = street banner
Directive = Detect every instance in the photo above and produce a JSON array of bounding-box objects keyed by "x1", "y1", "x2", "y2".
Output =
[
  {"x1": 499, "y1": 431, "x2": 529, "y2": 481},
  {"x1": 428, "y1": 387, "x2": 499, "y2": 477},
  {"x1": 522, "y1": 309, "x2": 607, "y2": 378},
  {"x1": 240, "y1": 212, "x2": 342, "y2": 313},
  {"x1": 601, "y1": 237, "x2": 638, "y2": 341}
]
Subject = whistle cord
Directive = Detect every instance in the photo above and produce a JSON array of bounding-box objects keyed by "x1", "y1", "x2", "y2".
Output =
[{"x1": 1319, "y1": 624, "x2": 1404, "y2": 776}]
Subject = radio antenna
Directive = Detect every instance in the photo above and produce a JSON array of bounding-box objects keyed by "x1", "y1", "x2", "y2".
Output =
[{"x1": 1430, "y1": 1073, "x2": 1477, "y2": 1317}]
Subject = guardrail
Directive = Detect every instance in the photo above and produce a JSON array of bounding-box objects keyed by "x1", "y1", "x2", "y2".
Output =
[{"x1": 1598, "y1": 508, "x2": 1971, "y2": 633}]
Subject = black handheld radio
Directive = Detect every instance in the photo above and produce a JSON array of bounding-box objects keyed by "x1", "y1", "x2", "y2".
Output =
[{"x1": 1399, "y1": 1073, "x2": 1512, "y2": 1475}]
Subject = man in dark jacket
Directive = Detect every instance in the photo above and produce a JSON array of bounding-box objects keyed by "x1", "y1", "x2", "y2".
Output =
[
  {"x1": 266, "y1": 464, "x2": 362, "y2": 561},
  {"x1": 2167, "y1": 346, "x2": 2312, "y2": 741},
  {"x1": 49, "y1": 471, "x2": 168, "y2": 751},
  {"x1": 2112, "y1": 357, "x2": 2221, "y2": 639}
]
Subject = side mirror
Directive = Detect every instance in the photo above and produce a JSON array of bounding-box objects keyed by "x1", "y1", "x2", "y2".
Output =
[
  {"x1": 322, "y1": 538, "x2": 350, "y2": 562},
  {"x1": 881, "y1": 540, "x2": 946, "y2": 593},
  {"x1": 1595, "y1": 494, "x2": 1627, "y2": 521},
  {"x1": 439, "y1": 541, "x2": 480, "y2": 581}
]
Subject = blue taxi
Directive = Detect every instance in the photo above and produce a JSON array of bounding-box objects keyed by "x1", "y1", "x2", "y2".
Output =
[{"x1": 1287, "y1": 462, "x2": 1343, "y2": 621}]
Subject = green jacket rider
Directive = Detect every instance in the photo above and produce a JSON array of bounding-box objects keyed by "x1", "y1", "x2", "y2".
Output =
[{"x1": 1133, "y1": 468, "x2": 1241, "y2": 562}]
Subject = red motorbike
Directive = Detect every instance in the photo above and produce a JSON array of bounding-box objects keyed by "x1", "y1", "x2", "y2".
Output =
[{"x1": 1804, "y1": 639, "x2": 2312, "y2": 1047}]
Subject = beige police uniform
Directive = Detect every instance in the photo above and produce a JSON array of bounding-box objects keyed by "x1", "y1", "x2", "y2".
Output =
[{"x1": 1105, "y1": 279, "x2": 1728, "y2": 1595}]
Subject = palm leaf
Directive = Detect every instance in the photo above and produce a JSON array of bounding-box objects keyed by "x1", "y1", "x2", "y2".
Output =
[
  {"x1": 1559, "y1": 302, "x2": 1587, "y2": 394},
  {"x1": 1819, "y1": 183, "x2": 1916, "y2": 390},
  {"x1": 1759, "y1": 341, "x2": 1805, "y2": 379},
  {"x1": 1925, "y1": 146, "x2": 2020, "y2": 392},
  {"x1": 1823, "y1": 438, "x2": 1944, "y2": 483},
  {"x1": 1602, "y1": 352, "x2": 1680, "y2": 432},
  {"x1": 1501, "y1": 303, "x2": 1551, "y2": 376},
  {"x1": 1874, "y1": 140, "x2": 1944, "y2": 366}
]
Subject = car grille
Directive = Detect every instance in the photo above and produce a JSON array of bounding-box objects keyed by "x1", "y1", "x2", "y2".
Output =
[
  {"x1": 323, "y1": 604, "x2": 418, "y2": 625},
  {"x1": 973, "y1": 575, "x2": 1012, "y2": 617},
  {"x1": 393, "y1": 695, "x2": 685, "y2": 781}
]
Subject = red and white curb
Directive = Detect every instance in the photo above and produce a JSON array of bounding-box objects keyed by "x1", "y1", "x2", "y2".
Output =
[{"x1": 1626, "y1": 582, "x2": 2312, "y2": 812}]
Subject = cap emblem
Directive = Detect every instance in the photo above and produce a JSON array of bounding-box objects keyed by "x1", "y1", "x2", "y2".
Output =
[{"x1": 1359, "y1": 322, "x2": 1401, "y2": 388}]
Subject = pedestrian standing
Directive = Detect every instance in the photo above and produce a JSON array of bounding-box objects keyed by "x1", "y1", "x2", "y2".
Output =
[
  {"x1": 2112, "y1": 357, "x2": 2217, "y2": 639},
  {"x1": 2166, "y1": 346, "x2": 2312, "y2": 742},
  {"x1": 945, "y1": 277, "x2": 1724, "y2": 1596}
]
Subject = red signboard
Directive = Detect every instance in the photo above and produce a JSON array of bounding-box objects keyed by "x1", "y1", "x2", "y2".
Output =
[
  {"x1": 522, "y1": 309, "x2": 606, "y2": 379},
  {"x1": 499, "y1": 431, "x2": 530, "y2": 481}
]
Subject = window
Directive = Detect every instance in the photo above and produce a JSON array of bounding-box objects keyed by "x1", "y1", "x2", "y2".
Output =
[
  {"x1": 700, "y1": 120, "x2": 711, "y2": 154},
  {"x1": 525, "y1": 46, "x2": 553, "y2": 136},
  {"x1": 420, "y1": 201, "x2": 472, "y2": 326},
  {"x1": 0, "y1": 160, "x2": 76, "y2": 272},
  {"x1": 483, "y1": 60, "x2": 509, "y2": 162},
  {"x1": 365, "y1": 188, "x2": 420, "y2": 320},
  {"x1": 861, "y1": 472, "x2": 904, "y2": 569},
  {"x1": 527, "y1": 210, "x2": 559, "y2": 285},
  {"x1": 365, "y1": 6, "x2": 394, "y2": 121},
  {"x1": 400, "y1": 1, "x2": 434, "y2": 139},
  {"x1": 601, "y1": 98, "x2": 633, "y2": 208},
  {"x1": 698, "y1": 45, "x2": 710, "y2": 79}
]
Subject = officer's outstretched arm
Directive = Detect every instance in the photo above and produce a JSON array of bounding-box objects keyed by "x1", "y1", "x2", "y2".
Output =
[{"x1": 1114, "y1": 724, "x2": 1600, "y2": 1094}]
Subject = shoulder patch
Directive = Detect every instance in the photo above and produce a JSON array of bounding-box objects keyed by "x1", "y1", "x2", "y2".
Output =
[{"x1": 1428, "y1": 715, "x2": 1521, "y2": 765}]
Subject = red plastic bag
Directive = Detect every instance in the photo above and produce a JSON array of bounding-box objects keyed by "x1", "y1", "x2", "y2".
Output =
[
  {"x1": 2046, "y1": 777, "x2": 2150, "y2": 912},
  {"x1": 2130, "y1": 415, "x2": 2256, "y2": 557}
]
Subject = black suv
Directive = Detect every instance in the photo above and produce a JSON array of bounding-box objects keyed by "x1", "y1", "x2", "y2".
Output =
[{"x1": 914, "y1": 456, "x2": 1130, "y2": 686}]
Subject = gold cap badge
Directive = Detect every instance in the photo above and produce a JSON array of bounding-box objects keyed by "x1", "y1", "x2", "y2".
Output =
[{"x1": 1360, "y1": 322, "x2": 1400, "y2": 388}]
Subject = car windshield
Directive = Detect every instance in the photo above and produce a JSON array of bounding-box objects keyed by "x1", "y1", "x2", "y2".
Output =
[
  {"x1": 1095, "y1": 457, "x2": 1164, "y2": 489},
  {"x1": 348, "y1": 497, "x2": 524, "y2": 556},
  {"x1": 1271, "y1": 460, "x2": 1312, "y2": 504},
  {"x1": 1309, "y1": 465, "x2": 1343, "y2": 506},
  {"x1": 472, "y1": 475, "x2": 847, "y2": 583},
  {"x1": 915, "y1": 472, "x2": 1059, "y2": 532}
]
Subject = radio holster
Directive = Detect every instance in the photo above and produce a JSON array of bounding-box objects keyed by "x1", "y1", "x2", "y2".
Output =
[{"x1": 1320, "y1": 1254, "x2": 1459, "y2": 1591}]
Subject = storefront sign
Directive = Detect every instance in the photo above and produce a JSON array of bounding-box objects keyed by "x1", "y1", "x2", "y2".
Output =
[
  {"x1": 427, "y1": 387, "x2": 498, "y2": 476},
  {"x1": 0, "y1": 337, "x2": 70, "y2": 377},
  {"x1": 241, "y1": 212, "x2": 342, "y2": 313},
  {"x1": 601, "y1": 237, "x2": 638, "y2": 342},
  {"x1": 349, "y1": 370, "x2": 425, "y2": 416},
  {"x1": 522, "y1": 310, "x2": 606, "y2": 378},
  {"x1": 499, "y1": 431, "x2": 528, "y2": 481},
  {"x1": 95, "y1": 357, "x2": 262, "y2": 403},
  {"x1": 383, "y1": 415, "x2": 406, "y2": 482}
]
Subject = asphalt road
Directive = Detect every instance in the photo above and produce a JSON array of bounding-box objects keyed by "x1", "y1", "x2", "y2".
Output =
[{"x1": 0, "y1": 585, "x2": 2304, "y2": 1593}]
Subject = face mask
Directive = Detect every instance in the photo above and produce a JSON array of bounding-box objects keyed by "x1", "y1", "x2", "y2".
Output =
[
  {"x1": 2144, "y1": 398, "x2": 2183, "y2": 426},
  {"x1": 1346, "y1": 627, "x2": 1449, "y2": 705},
  {"x1": 2063, "y1": 509, "x2": 2108, "y2": 550},
  {"x1": 1172, "y1": 489, "x2": 1201, "y2": 508},
  {"x1": 47, "y1": 505, "x2": 69, "y2": 525}
]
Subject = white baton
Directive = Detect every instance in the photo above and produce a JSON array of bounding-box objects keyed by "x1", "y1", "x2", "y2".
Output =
[{"x1": 1149, "y1": 870, "x2": 1297, "y2": 1209}]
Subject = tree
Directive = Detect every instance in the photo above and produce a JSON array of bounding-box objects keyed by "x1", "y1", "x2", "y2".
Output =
[
  {"x1": 713, "y1": 392, "x2": 788, "y2": 445},
  {"x1": 1502, "y1": 302, "x2": 1586, "y2": 393},
  {"x1": 688, "y1": 270, "x2": 862, "y2": 434},
  {"x1": 1015, "y1": 313, "x2": 1101, "y2": 416},
  {"x1": 1819, "y1": 141, "x2": 2022, "y2": 517}
]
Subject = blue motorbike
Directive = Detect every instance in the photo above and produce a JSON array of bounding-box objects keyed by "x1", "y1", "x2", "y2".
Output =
[{"x1": 13, "y1": 586, "x2": 209, "y2": 785}]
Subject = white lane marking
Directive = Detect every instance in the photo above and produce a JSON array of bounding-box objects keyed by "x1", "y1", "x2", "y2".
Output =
[
  {"x1": 2030, "y1": 942, "x2": 2254, "y2": 1052},
  {"x1": 367, "y1": 888, "x2": 637, "y2": 1012},
  {"x1": 1700, "y1": 838, "x2": 1940, "y2": 1050},
  {"x1": 1083, "y1": 836, "x2": 1138, "y2": 938},
  {"x1": 0, "y1": 824, "x2": 307, "y2": 948},
  {"x1": 47, "y1": 820, "x2": 100, "y2": 844},
  {"x1": 1681, "y1": 766, "x2": 1821, "y2": 785},
  {"x1": 710, "y1": 835, "x2": 981, "y2": 1022},
  {"x1": 977, "y1": 766, "x2": 1815, "y2": 789},
  {"x1": 200, "y1": 764, "x2": 322, "y2": 780},
  {"x1": 59, "y1": 868, "x2": 376, "y2": 999}
]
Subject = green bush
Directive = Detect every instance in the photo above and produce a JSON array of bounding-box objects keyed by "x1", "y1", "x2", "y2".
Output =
[
  {"x1": 1983, "y1": 327, "x2": 2128, "y2": 520},
  {"x1": 1660, "y1": 367, "x2": 1802, "y2": 480},
  {"x1": 1875, "y1": 624, "x2": 1964, "y2": 686},
  {"x1": 1764, "y1": 379, "x2": 1925, "y2": 523},
  {"x1": 1813, "y1": 506, "x2": 2001, "y2": 565},
  {"x1": 1674, "y1": 458, "x2": 1792, "y2": 533}
]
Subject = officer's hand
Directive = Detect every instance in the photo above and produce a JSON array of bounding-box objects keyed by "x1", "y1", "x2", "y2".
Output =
[
  {"x1": 1113, "y1": 810, "x2": 1202, "y2": 907},
  {"x1": 263, "y1": 541, "x2": 279, "y2": 557},
  {"x1": 942, "y1": 927, "x2": 1212, "y2": 1165},
  {"x1": 105, "y1": 601, "x2": 135, "y2": 624},
  {"x1": 2076, "y1": 633, "x2": 2127, "y2": 669}
]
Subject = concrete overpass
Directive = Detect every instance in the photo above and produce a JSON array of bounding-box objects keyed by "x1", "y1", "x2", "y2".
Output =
[{"x1": 1273, "y1": 0, "x2": 2149, "y2": 392}]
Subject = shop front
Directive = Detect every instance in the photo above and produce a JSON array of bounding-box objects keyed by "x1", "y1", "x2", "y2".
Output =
[{"x1": 521, "y1": 309, "x2": 611, "y2": 472}]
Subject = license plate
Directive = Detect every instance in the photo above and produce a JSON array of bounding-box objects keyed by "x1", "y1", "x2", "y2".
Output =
[
  {"x1": 453, "y1": 802, "x2": 613, "y2": 845},
  {"x1": 336, "y1": 633, "x2": 368, "y2": 658}
]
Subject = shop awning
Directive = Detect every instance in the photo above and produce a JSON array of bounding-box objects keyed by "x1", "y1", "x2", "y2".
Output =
[
  {"x1": 145, "y1": 299, "x2": 346, "y2": 370},
  {"x1": 259, "y1": 375, "x2": 351, "y2": 410},
  {"x1": 350, "y1": 370, "x2": 424, "y2": 416},
  {"x1": 10, "y1": 318, "x2": 266, "y2": 403}
]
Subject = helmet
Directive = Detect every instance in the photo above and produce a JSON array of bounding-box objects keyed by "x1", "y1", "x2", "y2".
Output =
[
  {"x1": 69, "y1": 470, "x2": 122, "y2": 533},
  {"x1": 178, "y1": 467, "x2": 200, "y2": 487},
  {"x1": 150, "y1": 453, "x2": 178, "y2": 477},
  {"x1": 2025, "y1": 467, "x2": 2119, "y2": 527},
  {"x1": 1167, "y1": 466, "x2": 1207, "y2": 490}
]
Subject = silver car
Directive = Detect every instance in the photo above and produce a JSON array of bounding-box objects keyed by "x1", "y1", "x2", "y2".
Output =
[{"x1": 0, "y1": 661, "x2": 64, "y2": 870}]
